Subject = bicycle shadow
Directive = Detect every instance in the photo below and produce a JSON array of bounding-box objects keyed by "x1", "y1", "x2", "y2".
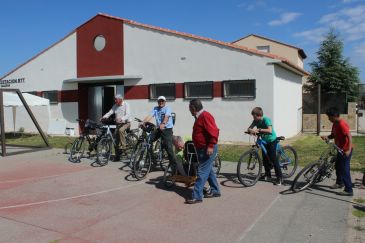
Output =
[
  {"x1": 145, "y1": 176, "x2": 192, "y2": 200},
  {"x1": 217, "y1": 172, "x2": 245, "y2": 188}
]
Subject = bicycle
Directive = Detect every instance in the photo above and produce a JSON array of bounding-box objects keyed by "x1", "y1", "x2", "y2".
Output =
[
  {"x1": 237, "y1": 132, "x2": 298, "y2": 187},
  {"x1": 96, "y1": 122, "x2": 139, "y2": 166},
  {"x1": 291, "y1": 140, "x2": 340, "y2": 192},
  {"x1": 130, "y1": 118, "x2": 171, "y2": 180},
  {"x1": 69, "y1": 119, "x2": 103, "y2": 163}
]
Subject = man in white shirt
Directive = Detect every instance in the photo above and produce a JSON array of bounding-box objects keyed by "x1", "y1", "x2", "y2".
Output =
[{"x1": 101, "y1": 94, "x2": 131, "y2": 161}]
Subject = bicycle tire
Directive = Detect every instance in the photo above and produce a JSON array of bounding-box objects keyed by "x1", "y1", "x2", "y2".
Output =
[
  {"x1": 163, "y1": 163, "x2": 177, "y2": 188},
  {"x1": 132, "y1": 144, "x2": 152, "y2": 180},
  {"x1": 69, "y1": 137, "x2": 87, "y2": 163},
  {"x1": 237, "y1": 150, "x2": 262, "y2": 187},
  {"x1": 278, "y1": 145, "x2": 298, "y2": 179},
  {"x1": 291, "y1": 161, "x2": 322, "y2": 192},
  {"x1": 96, "y1": 137, "x2": 112, "y2": 166},
  {"x1": 213, "y1": 153, "x2": 222, "y2": 176}
]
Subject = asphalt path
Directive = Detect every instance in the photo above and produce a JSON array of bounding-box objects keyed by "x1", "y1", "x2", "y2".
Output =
[{"x1": 0, "y1": 148, "x2": 355, "y2": 243}]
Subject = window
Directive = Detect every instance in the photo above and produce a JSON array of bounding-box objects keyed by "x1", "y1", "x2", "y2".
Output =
[
  {"x1": 184, "y1": 81, "x2": 213, "y2": 99},
  {"x1": 256, "y1": 45, "x2": 270, "y2": 53},
  {"x1": 223, "y1": 80, "x2": 256, "y2": 99},
  {"x1": 150, "y1": 83, "x2": 175, "y2": 100},
  {"x1": 43, "y1": 90, "x2": 59, "y2": 104}
]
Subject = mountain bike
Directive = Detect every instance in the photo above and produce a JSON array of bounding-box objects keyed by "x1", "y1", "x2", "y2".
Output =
[
  {"x1": 131, "y1": 118, "x2": 170, "y2": 180},
  {"x1": 69, "y1": 119, "x2": 103, "y2": 163},
  {"x1": 96, "y1": 122, "x2": 139, "y2": 166},
  {"x1": 237, "y1": 132, "x2": 298, "y2": 187},
  {"x1": 291, "y1": 140, "x2": 341, "y2": 192}
]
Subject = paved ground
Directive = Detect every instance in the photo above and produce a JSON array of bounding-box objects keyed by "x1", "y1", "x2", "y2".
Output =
[{"x1": 0, "y1": 148, "x2": 363, "y2": 243}]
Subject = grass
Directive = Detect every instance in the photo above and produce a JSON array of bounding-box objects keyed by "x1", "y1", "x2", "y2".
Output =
[
  {"x1": 352, "y1": 209, "x2": 365, "y2": 218},
  {"x1": 354, "y1": 198, "x2": 365, "y2": 204},
  {"x1": 3, "y1": 132, "x2": 365, "y2": 171}
]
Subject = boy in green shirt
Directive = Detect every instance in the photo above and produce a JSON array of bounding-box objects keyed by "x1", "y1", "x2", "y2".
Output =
[{"x1": 247, "y1": 107, "x2": 283, "y2": 185}]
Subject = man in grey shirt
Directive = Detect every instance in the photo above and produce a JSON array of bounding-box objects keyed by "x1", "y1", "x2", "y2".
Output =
[{"x1": 101, "y1": 94, "x2": 131, "y2": 161}]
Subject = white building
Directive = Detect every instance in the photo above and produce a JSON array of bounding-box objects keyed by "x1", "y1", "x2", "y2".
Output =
[{"x1": 0, "y1": 13, "x2": 308, "y2": 142}]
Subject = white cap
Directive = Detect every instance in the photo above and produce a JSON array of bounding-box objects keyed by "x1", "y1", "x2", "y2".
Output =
[
  {"x1": 157, "y1": 96, "x2": 166, "y2": 101},
  {"x1": 115, "y1": 94, "x2": 124, "y2": 100}
]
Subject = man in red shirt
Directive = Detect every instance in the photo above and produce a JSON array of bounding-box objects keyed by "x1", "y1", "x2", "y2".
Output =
[
  {"x1": 185, "y1": 99, "x2": 221, "y2": 204},
  {"x1": 321, "y1": 107, "x2": 353, "y2": 196}
]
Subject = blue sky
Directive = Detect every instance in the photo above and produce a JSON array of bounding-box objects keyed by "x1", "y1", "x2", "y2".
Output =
[{"x1": 1, "y1": 0, "x2": 364, "y2": 82}]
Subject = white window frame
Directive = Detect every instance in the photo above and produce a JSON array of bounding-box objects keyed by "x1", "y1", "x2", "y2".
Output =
[
  {"x1": 149, "y1": 83, "x2": 176, "y2": 100},
  {"x1": 223, "y1": 80, "x2": 256, "y2": 99},
  {"x1": 184, "y1": 81, "x2": 213, "y2": 99}
]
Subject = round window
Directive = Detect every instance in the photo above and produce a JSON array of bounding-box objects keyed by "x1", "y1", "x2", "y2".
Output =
[{"x1": 94, "y1": 35, "x2": 106, "y2": 51}]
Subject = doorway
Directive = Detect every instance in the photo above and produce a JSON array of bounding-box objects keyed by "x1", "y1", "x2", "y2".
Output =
[{"x1": 87, "y1": 85, "x2": 124, "y2": 122}]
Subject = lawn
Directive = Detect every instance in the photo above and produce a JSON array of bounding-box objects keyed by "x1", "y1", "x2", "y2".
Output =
[{"x1": 3, "y1": 133, "x2": 365, "y2": 171}]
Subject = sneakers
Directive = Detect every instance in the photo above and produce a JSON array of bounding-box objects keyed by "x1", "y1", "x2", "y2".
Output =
[
  {"x1": 330, "y1": 183, "x2": 344, "y2": 189},
  {"x1": 337, "y1": 190, "x2": 353, "y2": 196},
  {"x1": 185, "y1": 199, "x2": 203, "y2": 204},
  {"x1": 204, "y1": 191, "x2": 221, "y2": 198},
  {"x1": 260, "y1": 174, "x2": 272, "y2": 181},
  {"x1": 273, "y1": 178, "x2": 283, "y2": 186}
]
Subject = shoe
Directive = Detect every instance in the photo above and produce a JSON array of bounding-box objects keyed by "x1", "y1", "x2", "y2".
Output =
[
  {"x1": 330, "y1": 183, "x2": 344, "y2": 189},
  {"x1": 204, "y1": 191, "x2": 221, "y2": 198},
  {"x1": 274, "y1": 178, "x2": 283, "y2": 186},
  {"x1": 203, "y1": 187, "x2": 211, "y2": 195},
  {"x1": 185, "y1": 199, "x2": 203, "y2": 204},
  {"x1": 260, "y1": 174, "x2": 272, "y2": 181},
  {"x1": 337, "y1": 190, "x2": 353, "y2": 196}
]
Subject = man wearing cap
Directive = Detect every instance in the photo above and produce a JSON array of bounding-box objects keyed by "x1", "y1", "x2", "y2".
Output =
[
  {"x1": 142, "y1": 96, "x2": 176, "y2": 167},
  {"x1": 101, "y1": 94, "x2": 131, "y2": 161}
]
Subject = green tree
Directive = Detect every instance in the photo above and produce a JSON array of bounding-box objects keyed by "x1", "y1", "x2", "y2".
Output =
[{"x1": 305, "y1": 29, "x2": 360, "y2": 101}]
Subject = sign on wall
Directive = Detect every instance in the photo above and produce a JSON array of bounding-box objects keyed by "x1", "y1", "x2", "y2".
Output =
[{"x1": 0, "y1": 78, "x2": 25, "y2": 88}]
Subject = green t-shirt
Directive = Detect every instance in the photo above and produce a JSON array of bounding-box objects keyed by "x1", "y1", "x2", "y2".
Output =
[{"x1": 249, "y1": 116, "x2": 277, "y2": 143}]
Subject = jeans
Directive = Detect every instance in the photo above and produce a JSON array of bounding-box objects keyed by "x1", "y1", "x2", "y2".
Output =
[
  {"x1": 149, "y1": 128, "x2": 176, "y2": 165},
  {"x1": 335, "y1": 149, "x2": 353, "y2": 193},
  {"x1": 192, "y1": 144, "x2": 220, "y2": 200},
  {"x1": 262, "y1": 141, "x2": 282, "y2": 179}
]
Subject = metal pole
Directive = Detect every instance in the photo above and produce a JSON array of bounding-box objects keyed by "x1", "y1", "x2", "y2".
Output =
[
  {"x1": 15, "y1": 90, "x2": 50, "y2": 147},
  {"x1": 317, "y1": 84, "x2": 321, "y2": 136},
  {"x1": 0, "y1": 91, "x2": 6, "y2": 156}
]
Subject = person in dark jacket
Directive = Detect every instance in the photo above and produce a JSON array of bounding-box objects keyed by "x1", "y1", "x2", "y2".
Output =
[{"x1": 185, "y1": 99, "x2": 221, "y2": 204}]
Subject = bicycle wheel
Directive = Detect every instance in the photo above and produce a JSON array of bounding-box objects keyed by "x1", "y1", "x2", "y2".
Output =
[
  {"x1": 96, "y1": 137, "x2": 112, "y2": 166},
  {"x1": 291, "y1": 161, "x2": 322, "y2": 192},
  {"x1": 278, "y1": 145, "x2": 298, "y2": 179},
  {"x1": 163, "y1": 163, "x2": 177, "y2": 188},
  {"x1": 213, "y1": 153, "x2": 222, "y2": 176},
  {"x1": 237, "y1": 150, "x2": 262, "y2": 187},
  {"x1": 132, "y1": 144, "x2": 152, "y2": 180},
  {"x1": 154, "y1": 139, "x2": 169, "y2": 171},
  {"x1": 69, "y1": 137, "x2": 87, "y2": 163}
]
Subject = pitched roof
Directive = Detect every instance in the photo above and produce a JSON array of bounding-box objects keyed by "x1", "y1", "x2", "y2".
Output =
[
  {"x1": 232, "y1": 34, "x2": 307, "y2": 59},
  {"x1": 1, "y1": 13, "x2": 309, "y2": 80}
]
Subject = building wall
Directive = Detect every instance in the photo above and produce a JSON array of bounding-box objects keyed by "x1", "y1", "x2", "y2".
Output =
[
  {"x1": 234, "y1": 36, "x2": 304, "y2": 68},
  {"x1": 123, "y1": 23, "x2": 275, "y2": 142},
  {"x1": 1, "y1": 33, "x2": 79, "y2": 133},
  {"x1": 273, "y1": 65, "x2": 303, "y2": 138}
]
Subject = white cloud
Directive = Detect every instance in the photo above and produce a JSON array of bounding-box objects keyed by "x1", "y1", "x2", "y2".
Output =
[
  {"x1": 355, "y1": 42, "x2": 365, "y2": 57},
  {"x1": 268, "y1": 12, "x2": 302, "y2": 26},
  {"x1": 294, "y1": 27, "x2": 328, "y2": 43},
  {"x1": 295, "y1": 5, "x2": 365, "y2": 44},
  {"x1": 238, "y1": 0, "x2": 266, "y2": 11}
]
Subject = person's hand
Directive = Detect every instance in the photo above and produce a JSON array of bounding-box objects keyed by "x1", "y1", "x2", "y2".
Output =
[
  {"x1": 138, "y1": 122, "x2": 144, "y2": 128},
  {"x1": 207, "y1": 147, "x2": 214, "y2": 156},
  {"x1": 159, "y1": 123, "x2": 165, "y2": 130},
  {"x1": 344, "y1": 150, "x2": 351, "y2": 157},
  {"x1": 100, "y1": 117, "x2": 105, "y2": 122},
  {"x1": 320, "y1": 136, "x2": 329, "y2": 142}
]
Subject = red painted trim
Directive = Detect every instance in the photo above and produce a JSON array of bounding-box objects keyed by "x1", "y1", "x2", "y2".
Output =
[
  {"x1": 213, "y1": 81, "x2": 223, "y2": 98},
  {"x1": 59, "y1": 90, "x2": 78, "y2": 102},
  {"x1": 124, "y1": 85, "x2": 149, "y2": 99},
  {"x1": 77, "y1": 15, "x2": 124, "y2": 78},
  {"x1": 175, "y1": 83, "x2": 184, "y2": 98}
]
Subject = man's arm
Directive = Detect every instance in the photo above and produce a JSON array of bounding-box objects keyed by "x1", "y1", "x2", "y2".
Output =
[
  {"x1": 344, "y1": 133, "x2": 352, "y2": 157},
  {"x1": 101, "y1": 106, "x2": 115, "y2": 120}
]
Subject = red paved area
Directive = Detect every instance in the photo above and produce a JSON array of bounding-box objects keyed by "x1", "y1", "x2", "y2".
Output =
[{"x1": 0, "y1": 149, "x2": 282, "y2": 243}]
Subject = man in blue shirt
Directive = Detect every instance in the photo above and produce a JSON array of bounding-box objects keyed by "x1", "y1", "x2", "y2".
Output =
[{"x1": 142, "y1": 96, "x2": 176, "y2": 167}]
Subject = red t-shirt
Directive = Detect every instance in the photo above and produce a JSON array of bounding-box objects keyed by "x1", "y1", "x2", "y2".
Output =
[{"x1": 331, "y1": 119, "x2": 351, "y2": 151}]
